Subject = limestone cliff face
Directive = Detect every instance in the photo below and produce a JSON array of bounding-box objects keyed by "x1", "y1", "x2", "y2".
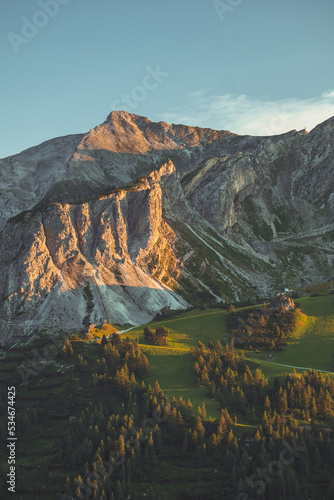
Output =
[
  {"x1": 0, "y1": 161, "x2": 187, "y2": 344},
  {"x1": 180, "y1": 120, "x2": 334, "y2": 293},
  {"x1": 1, "y1": 112, "x2": 334, "y2": 344}
]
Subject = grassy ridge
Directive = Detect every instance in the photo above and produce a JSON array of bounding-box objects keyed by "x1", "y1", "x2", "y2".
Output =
[{"x1": 121, "y1": 307, "x2": 229, "y2": 347}]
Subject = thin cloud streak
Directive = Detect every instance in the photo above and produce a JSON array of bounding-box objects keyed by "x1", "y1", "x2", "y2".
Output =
[{"x1": 158, "y1": 90, "x2": 334, "y2": 136}]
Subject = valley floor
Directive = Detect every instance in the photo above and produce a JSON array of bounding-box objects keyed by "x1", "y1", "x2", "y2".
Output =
[{"x1": 1, "y1": 290, "x2": 334, "y2": 498}]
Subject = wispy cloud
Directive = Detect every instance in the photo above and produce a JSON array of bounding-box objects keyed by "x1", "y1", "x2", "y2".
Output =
[{"x1": 158, "y1": 90, "x2": 334, "y2": 136}]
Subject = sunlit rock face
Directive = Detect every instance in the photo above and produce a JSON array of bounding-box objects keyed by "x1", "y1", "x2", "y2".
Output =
[
  {"x1": 1, "y1": 112, "x2": 334, "y2": 344},
  {"x1": 0, "y1": 161, "x2": 187, "y2": 344}
]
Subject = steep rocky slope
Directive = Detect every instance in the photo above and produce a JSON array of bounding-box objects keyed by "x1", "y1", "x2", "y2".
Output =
[
  {"x1": 0, "y1": 161, "x2": 188, "y2": 344},
  {"x1": 0, "y1": 111, "x2": 334, "y2": 344}
]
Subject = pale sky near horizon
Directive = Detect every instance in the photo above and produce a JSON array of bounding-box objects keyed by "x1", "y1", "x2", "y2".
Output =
[{"x1": 1, "y1": 0, "x2": 334, "y2": 158}]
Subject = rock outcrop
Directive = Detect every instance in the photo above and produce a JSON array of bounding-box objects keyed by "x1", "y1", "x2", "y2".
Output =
[{"x1": 0, "y1": 161, "x2": 188, "y2": 344}]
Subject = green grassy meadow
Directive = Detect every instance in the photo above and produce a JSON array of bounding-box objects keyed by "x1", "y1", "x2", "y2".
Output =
[
  {"x1": 246, "y1": 294, "x2": 334, "y2": 378},
  {"x1": 119, "y1": 294, "x2": 334, "y2": 417},
  {"x1": 120, "y1": 307, "x2": 230, "y2": 347},
  {"x1": 120, "y1": 308, "x2": 230, "y2": 419}
]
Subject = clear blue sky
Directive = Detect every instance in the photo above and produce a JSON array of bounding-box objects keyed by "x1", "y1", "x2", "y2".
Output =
[{"x1": 1, "y1": 0, "x2": 334, "y2": 158}]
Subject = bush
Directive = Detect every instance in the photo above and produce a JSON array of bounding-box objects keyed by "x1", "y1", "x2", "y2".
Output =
[{"x1": 143, "y1": 326, "x2": 169, "y2": 345}]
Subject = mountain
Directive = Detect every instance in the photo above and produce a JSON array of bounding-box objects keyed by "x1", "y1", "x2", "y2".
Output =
[{"x1": 1, "y1": 111, "x2": 334, "y2": 344}]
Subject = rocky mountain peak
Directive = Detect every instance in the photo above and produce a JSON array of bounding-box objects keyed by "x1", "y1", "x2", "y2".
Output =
[
  {"x1": 1, "y1": 113, "x2": 334, "y2": 344},
  {"x1": 95, "y1": 110, "x2": 236, "y2": 153}
]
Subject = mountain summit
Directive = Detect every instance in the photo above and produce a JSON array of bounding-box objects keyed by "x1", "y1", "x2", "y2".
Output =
[{"x1": 1, "y1": 112, "x2": 334, "y2": 344}]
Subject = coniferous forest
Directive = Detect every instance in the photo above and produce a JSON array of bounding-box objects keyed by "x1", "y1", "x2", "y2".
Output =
[{"x1": 1, "y1": 309, "x2": 334, "y2": 500}]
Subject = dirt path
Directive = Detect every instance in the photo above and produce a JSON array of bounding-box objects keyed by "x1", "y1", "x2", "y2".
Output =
[{"x1": 247, "y1": 358, "x2": 334, "y2": 375}]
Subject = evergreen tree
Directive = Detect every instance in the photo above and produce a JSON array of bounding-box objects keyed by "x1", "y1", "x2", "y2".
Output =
[{"x1": 101, "y1": 334, "x2": 108, "y2": 349}]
